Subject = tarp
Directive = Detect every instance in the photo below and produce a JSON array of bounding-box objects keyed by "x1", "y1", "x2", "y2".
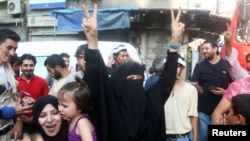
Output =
[{"x1": 51, "y1": 8, "x2": 139, "y2": 31}]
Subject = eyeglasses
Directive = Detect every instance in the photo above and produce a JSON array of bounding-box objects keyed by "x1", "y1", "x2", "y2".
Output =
[{"x1": 78, "y1": 56, "x2": 85, "y2": 60}]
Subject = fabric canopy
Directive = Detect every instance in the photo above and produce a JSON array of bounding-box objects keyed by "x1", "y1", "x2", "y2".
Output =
[{"x1": 51, "y1": 8, "x2": 139, "y2": 31}]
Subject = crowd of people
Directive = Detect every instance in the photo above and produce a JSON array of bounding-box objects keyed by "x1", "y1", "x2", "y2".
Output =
[{"x1": 0, "y1": 3, "x2": 250, "y2": 141}]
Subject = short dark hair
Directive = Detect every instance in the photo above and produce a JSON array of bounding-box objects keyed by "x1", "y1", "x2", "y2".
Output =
[
  {"x1": 44, "y1": 54, "x2": 66, "y2": 68},
  {"x1": 74, "y1": 44, "x2": 88, "y2": 58},
  {"x1": 232, "y1": 94, "x2": 250, "y2": 125},
  {"x1": 20, "y1": 53, "x2": 37, "y2": 65},
  {"x1": 59, "y1": 53, "x2": 70, "y2": 58},
  {"x1": 0, "y1": 29, "x2": 20, "y2": 44},
  {"x1": 152, "y1": 55, "x2": 166, "y2": 75},
  {"x1": 148, "y1": 67, "x2": 155, "y2": 74},
  {"x1": 10, "y1": 53, "x2": 20, "y2": 66}
]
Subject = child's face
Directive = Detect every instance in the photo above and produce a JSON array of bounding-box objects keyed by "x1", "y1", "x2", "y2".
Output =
[{"x1": 58, "y1": 93, "x2": 80, "y2": 120}]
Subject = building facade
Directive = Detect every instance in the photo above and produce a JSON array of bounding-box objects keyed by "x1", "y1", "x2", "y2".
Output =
[{"x1": 0, "y1": 0, "x2": 235, "y2": 69}]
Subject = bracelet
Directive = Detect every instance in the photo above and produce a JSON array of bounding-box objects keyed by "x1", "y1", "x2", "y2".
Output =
[{"x1": 169, "y1": 44, "x2": 180, "y2": 49}]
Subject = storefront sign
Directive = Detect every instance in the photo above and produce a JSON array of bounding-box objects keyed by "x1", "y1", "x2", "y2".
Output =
[
  {"x1": 27, "y1": 16, "x2": 57, "y2": 27},
  {"x1": 29, "y1": 0, "x2": 66, "y2": 9}
]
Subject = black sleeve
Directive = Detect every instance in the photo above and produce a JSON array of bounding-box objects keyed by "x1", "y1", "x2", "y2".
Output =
[
  {"x1": 84, "y1": 48, "x2": 109, "y2": 141},
  {"x1": 146, "y1": 51, "x2": 179, "y2": 141},
  {"x1": 159, "y1": 51, "x2": 179, "y2": 103}
]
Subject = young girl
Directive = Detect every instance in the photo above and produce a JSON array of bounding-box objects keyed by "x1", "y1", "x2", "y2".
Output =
[{"x1": 57, "y1": 77, "x2": 98, "y2": 141}]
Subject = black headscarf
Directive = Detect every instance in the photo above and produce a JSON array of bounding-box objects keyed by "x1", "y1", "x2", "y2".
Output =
[
  {"x1": 33, "y1": 95, "x2": 68, "y2": 141},
  {"x1": 111, "y1": 61, "x2": 147, "y2": 141}
]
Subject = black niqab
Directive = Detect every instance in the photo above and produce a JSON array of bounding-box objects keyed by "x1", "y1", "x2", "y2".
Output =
[{"x1": 111, "y1": 62, "x2": 147, "y2": 141}]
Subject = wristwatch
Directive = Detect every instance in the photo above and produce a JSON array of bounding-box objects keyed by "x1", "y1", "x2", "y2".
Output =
[{"x1": 169, "y1": 44, "x2": 180, "y2": 49}]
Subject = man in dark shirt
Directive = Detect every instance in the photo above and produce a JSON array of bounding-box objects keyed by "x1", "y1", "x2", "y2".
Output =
[{"x1": 191, "y1": 40, "x2": 233, "y2": 141}]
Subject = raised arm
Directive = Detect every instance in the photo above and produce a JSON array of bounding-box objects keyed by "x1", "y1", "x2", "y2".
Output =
[
  {"x1": 81, "y1": 4, "x2": 109, "y2": 141},
  {"x1": 82, "y1": 4, "x2": 98, "y2": 49},
  {"x1": 224, "y1": 23, "x2": 232, "y2": 57},
  {"x1": 160, "y1": 8, "x2": 185, "y2": 101}
]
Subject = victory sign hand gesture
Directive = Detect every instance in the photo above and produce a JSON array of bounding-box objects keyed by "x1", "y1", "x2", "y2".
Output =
[
  {"x1": 171, "y1": 8, "x2": 185, "y2": 44},
  {"x1": 82, "y1": 4, "x2": 98, "y2": 49}
]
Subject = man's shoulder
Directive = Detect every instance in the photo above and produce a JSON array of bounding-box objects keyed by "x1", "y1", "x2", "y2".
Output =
[
  {"x1": 193, "y1": 59, "x2": 205, "y2": 69},
  {"x1": 66, "y1": 72, "x2": 78, "y2": 82},
  {"x1": 185, "y1": 82, "x2": 197, "y2": 89},
  {"x1": 33, "y1": 75, "x2": 47, "y2": 81},
  {"x1": 17, "y1": 75, "x2": 23, "y2": 81},
  {"x1": 147, "y1": 74, "x2": 159, "y2": 80},
  {"x1": 217, "y1": 58, "x2": 232, "y2": 69},
  {"x1": 196, "y1": 59, "x2": 205, "y2": 65},
  {"x1": 75, "y1": 71, "x2": 84, "y2": 79},
  {"x1": 219, "y1": 57, "x2": 228, "y2": 62}
]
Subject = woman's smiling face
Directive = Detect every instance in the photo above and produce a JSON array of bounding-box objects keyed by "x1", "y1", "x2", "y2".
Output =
[{"x1": 38, "y1": 104, "x2": 62, "y2": 137}]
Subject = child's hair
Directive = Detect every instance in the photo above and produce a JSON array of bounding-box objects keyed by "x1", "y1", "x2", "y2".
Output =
[
  {"x1": 232, "y1": 94, "x2": 250, "y2": 125},
  {"x1": 58, "y1": 77, "x2": 92, "y2": 113}
]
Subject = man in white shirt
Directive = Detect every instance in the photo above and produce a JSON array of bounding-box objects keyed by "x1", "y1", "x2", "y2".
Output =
[
  {"x1": 0, "y1": 29, "x2": 33, "y2": 140},
  {"x1": 44, "y1": 54, "x2": 75, "y2": 96}
]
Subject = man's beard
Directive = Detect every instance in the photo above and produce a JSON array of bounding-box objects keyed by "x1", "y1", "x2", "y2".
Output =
[
  {"x1": 204, "y1": 52, "x2": 216, "y2": 61},
  {"x1": 23, "y1": 71, "x2": 33, "y2": 79},
  {"x1": 53, "y1": 71, "x2": 62, "y2": 80}
]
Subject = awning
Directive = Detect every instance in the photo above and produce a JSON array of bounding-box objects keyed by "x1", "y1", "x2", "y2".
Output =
[{"x1": 51, "y1": 8, "x2": 139, "y2": 31}]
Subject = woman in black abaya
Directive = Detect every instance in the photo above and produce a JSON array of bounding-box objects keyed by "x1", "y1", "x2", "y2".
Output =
[{"x1": 110, "y1": 61, "x2": 147, "y2": 141}]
